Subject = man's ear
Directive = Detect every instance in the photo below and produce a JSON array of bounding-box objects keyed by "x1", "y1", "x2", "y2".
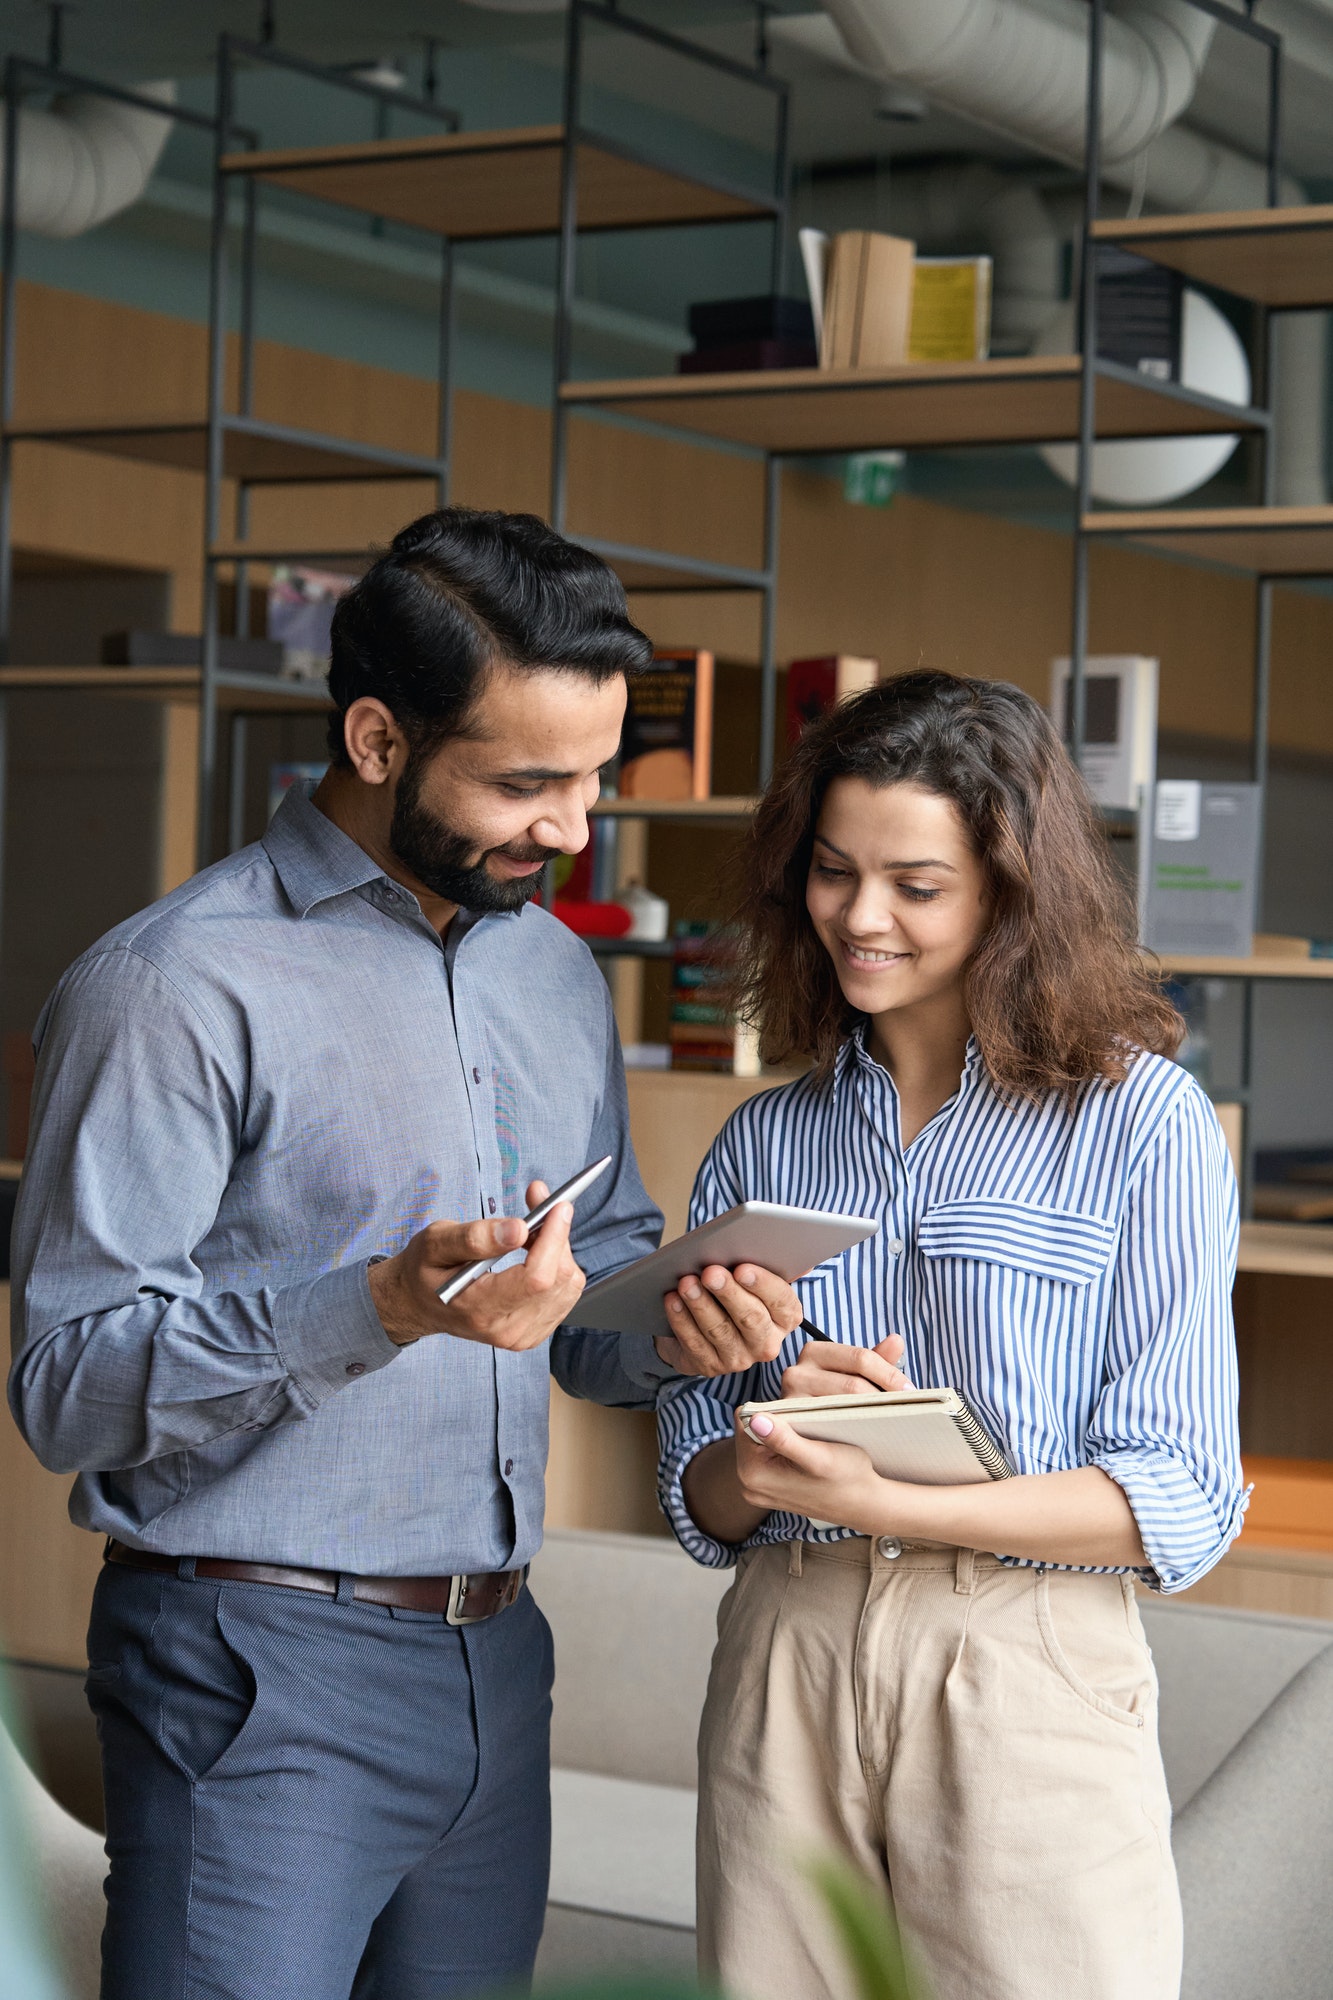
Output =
[{"x1": 342, "y1": 698, "x2": 407, "y2": 786}]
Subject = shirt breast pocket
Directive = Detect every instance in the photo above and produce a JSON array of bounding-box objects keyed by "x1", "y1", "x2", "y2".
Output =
[{"x1": 916, "y1": 1198, "x2": 1119, "y2": 1385}]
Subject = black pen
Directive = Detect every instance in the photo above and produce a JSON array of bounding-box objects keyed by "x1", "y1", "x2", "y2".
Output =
[{"x1": 800, "y1": 1317, "x2": 832, "y2": 1343}]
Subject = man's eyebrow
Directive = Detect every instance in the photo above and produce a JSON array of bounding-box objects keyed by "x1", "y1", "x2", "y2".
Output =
[
  {"x1": 491, "y1": 766, "x2": 578, "y2": 782},
  {"x1": 812, "y1": 834, "x2": 958, "y2": 872}
]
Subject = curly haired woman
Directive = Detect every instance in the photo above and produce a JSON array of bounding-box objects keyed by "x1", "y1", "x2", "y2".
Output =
[{"x1": 657, "y1": 670, "x2": 1244, "y2": 2000}]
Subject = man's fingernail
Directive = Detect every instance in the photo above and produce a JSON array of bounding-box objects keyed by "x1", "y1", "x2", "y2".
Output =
[
  {"x1": 736, "y1": 1266, "x2": 756, "y2": 1286},
  {"x1": 749, "y1": 1414, "x2": 774, "y2": 1438},
  {"x1": 495, "y1": 1219, "x2": 524, "y2": 1247},
  {"x1": 666, "y1": 1297, "x2": 682, "y2": 1314},
  {"x1": 704, "y1": 1269, "x2": 725, "y2": 1291}
]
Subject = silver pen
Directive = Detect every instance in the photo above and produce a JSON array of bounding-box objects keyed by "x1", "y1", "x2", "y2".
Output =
[{"x1": 437, "y1": 1154, "x2": 613, "y2": 1305}]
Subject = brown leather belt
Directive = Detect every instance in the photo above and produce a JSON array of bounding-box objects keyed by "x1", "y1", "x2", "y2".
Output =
[{"x1": 104, "y1": 1540, "x2": 524, "y2": 1627}]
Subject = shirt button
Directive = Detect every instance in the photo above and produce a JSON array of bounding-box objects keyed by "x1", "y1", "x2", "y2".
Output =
[
  {"x1": 488, "y1": 1197, "x2": 497, "y2": 1215},
  {"x1": 877, "y1": 1535, "x2": 903, "y2": 1560},
  {"x1": 472, "y1": 1067, "x2": 482, "y2": 1085},
  {"x1": 888, "y1": 1237, "x2": 905, "y2": 1254},
  {"x1": 504, "y1": 1458, "x2": 514, "y2": 1476},
  {"x1": 346, "y1": 1362, "x2": 367, "y2": 1378}
]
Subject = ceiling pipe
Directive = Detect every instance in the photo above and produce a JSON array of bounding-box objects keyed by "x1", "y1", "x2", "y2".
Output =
[
  {"x1": 795, "y1": 1, "x2": 1216, "y2": 169},
  {"x1": 0, "y1": 80, "x2": 176, "y2": 238},
  {"x1": 781, "y1": 6, "x2": 1326, "y2": 503}
]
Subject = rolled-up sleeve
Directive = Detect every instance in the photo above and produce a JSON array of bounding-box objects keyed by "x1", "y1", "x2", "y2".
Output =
[
  {"x1": 8, "y1": 949, "x2": 399, "y2": 1474},
  {"x1": 1086, "y1": 1083, "x2": 1247, "y2": 1593}
]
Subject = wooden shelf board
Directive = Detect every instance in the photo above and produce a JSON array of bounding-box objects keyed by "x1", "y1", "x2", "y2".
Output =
[
  {"x1": 561, "y1": 357, "x2": 1263, "y2": 455},
  {"x1": 1238, "y1": 1222, "x2": 1333, "y2": 1279},
  {"x1": 1083, "y1": 505, "x2": 1333, "y2": 577},
  {"x1": 591, "y1": 795, "x2": 756, "y2": 822},
  {"x1": 221, "y1": 125, "x2": 769, "y2": 240},
  {"x1": 1155, "y1": 949, "x2": 1333, "y2": 979},
  {"x1": 1093, "y1": 205, "x2": 1333, "y2": 308},
  {"x1": 0, "y1": 666, "x2": 329, "y2": 712},
  {"x1": 6, "y1": 417, "x2": 438, "y2": 485}
]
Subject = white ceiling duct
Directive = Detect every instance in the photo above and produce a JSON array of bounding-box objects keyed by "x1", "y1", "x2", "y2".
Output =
[
  {"x1": 782, "y1": 5, "x2": 1326, "y2": 503},
  {"x1": 0, "y1": 80, "x2": 176, "y2": 238},
  {"x1": 791, "y1": 1, "x2": 1215, "y2": 168}
]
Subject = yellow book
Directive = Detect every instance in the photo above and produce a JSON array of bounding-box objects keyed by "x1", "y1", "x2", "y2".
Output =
[{"x1": 909, "y1": 256, "x2": 993, "y2": 362}]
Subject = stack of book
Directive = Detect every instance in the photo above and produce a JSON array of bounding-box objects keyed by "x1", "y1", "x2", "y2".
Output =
[
  {"x1": 679, "y1": 295, "x2": 817, "y2": 374},
  {"x1": 669, "y1": 925, "x2": 752, "y2": 1073}
]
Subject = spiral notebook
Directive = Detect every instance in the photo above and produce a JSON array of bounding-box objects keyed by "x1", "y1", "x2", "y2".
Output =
[{"x1": 737, "y1": 1387, "x2": 1012, "y2": 1485}]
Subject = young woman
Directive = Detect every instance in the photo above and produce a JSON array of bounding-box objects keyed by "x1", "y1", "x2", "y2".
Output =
[{"x1": 656, "y1": 671, "x2": 1244, "y2": 2000}]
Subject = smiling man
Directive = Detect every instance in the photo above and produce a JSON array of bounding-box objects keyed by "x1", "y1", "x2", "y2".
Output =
[{"x1": 7, "y1": 508, "x2": 801, "y2": 2000}]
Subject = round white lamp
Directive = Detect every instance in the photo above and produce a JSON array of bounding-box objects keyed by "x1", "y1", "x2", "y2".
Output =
[{"x1": 1036, "y1": 288, "x2": 1251, "y2": 505}]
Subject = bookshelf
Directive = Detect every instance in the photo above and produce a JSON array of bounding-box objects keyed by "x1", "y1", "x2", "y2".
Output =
[
  {"x1": 561, "y1": 356, "x2": 1267, "y2": 456},
  {"x1": 1091, "y1": 205, "x2": 1333, "y2": 309},
  {"x1": 1080, "y1": 506, "x2": 1333, "y2": 577}
]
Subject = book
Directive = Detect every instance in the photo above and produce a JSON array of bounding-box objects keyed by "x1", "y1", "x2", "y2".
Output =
[
  {"x1": 670, "y1": 924, "x2": 741, "y2": 1074},
  {"x1": 1048, "y1": 655, "x2": 1158, "y2": 813},
  {"x1": 786, "y1": 654, "x2": 879, "y2": 744},
  {"x1": 616, "y1": 650, "x2": 714, "y2": 801},
  {"x1": 737, "y1": 1387, "x2": 1012, "y2": 1485},
  {"x1": 909, "y1": 256, "x2": 993, "y2": 363},
  {"x1": 679, "y1": 337, "x2": 818, "y2": 375},
  {"x1": 687, "y1": 295, "x2": 816, "y2": 346},
  {"x1": 1143, "y1": 781, "x2": 1261, "y2": 957},
  {"x1": 820, "y1": 231, "x2": 916, "y2": 370},
  {"x1": 1095, "y1": 245, "x2": 1182, "y2": 382}
]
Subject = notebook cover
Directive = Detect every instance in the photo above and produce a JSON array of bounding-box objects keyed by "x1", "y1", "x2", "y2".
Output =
[{"x1": 738, "y1": 1387, "x2": 1011, "y2": 1485}]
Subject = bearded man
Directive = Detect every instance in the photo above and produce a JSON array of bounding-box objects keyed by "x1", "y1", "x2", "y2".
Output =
[{"x1": 8, "y1": 508, "x2": 800, "y2": 2000}]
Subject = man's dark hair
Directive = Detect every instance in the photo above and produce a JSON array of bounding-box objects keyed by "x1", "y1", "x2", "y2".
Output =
[{"x1": 326, "y1": 506, "x2": 653, "y2": 765}]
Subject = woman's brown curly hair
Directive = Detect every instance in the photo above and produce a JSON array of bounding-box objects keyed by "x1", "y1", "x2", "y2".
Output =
[{"x1": 732, "y1": 669, "x2": 1181, "y2": 1100}]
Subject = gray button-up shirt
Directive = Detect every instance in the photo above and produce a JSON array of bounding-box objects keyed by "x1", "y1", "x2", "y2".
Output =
[{"x1": 8, "y1": 783, "x2": 665, "y2": 1574}]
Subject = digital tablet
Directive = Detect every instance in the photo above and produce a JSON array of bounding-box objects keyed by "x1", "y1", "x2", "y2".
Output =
[{"x1": 575, "y1": 1202, "x2": 877, "y2": 1339}]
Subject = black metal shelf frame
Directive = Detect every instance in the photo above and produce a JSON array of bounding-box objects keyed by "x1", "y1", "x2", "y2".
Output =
[
  {"x1": 201, "y1": 35, "x2": 460, "y2": 864},
  {"x1": 548, "y1": 0, "x2": 790, "y2": 790},
  {"x1": 1074, "y1": 0, "x2": 1285, "y2": 1221}
]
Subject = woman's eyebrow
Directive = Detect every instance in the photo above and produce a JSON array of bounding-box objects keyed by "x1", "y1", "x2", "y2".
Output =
[{"x1": 813, "y1": 834, "x2": 957, "y2": 873}]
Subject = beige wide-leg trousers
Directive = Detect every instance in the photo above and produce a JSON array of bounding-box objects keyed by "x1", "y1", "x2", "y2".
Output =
[{"x1": 697, "y1": 1537, "x2": 1181, "y2": 2000}]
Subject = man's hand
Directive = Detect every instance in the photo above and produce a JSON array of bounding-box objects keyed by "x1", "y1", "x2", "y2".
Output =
[
  {"x1": 655, "y1": 1263, "x2": 804, "y2": 1377},
  {"x1": 369, "y1": 1181, "x2": 585, "y2": 1350},
  {"x1": 781, "y1": 1333, "x2": 911, "y2": 1400}
]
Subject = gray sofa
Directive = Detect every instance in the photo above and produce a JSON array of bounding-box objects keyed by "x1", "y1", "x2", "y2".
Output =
[
  {"x1": 7, "y1": 1528, "x2": 1333, "y2": 1998},
  {"x1": 529, "y1": 1527, "x2": 1333, "y2": 1999}
]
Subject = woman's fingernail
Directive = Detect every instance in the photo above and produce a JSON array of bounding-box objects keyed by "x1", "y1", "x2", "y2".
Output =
[{"x1": 749, "y1": 1414, "x2": 774, "y2": 1438}]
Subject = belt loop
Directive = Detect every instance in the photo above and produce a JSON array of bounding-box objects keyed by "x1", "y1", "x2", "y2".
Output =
[
  {"x1": 177, "y1": 1556, "x2": 197, "y2": 1580},
  {"x1": 787, "y1": 1539, "x2": 804, "y2": 1578},
  {"x1": 335, "y1": 1572, "x2": 357, "y2": 1605},
  {"x1": 954, "y1": 1546, "x2": 976, "y2": 1596}
]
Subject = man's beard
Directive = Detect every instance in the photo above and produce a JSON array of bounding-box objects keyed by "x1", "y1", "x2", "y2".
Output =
[{"x1": 389, "y1": 751, "x2": 559, "y2": 913}]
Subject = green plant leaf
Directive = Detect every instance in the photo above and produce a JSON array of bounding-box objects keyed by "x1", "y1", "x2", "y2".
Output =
[{"x1": 810, "y1": 1854, "x2": 914, "y2": 2000}]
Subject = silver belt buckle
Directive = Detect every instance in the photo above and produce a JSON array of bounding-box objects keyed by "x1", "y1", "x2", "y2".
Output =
[{"x1": 446, "y1": 1573, "x2": 484, "y2": 1627}]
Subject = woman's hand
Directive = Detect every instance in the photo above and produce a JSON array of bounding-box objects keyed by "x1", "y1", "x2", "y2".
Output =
[
  {"x1": 656, "y1": 1263, "x2": 804, "y2": 1376},
  {"x1": 782, "y1": 1333, "x2": 911, "y2": 1400},
  {"x1": 734, "y1": 1408, "x2": 886, "y2": 1534}
]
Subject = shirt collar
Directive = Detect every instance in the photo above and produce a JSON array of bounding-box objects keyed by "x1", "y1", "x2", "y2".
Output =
[
  {"x1": 262, "y1": 780, "x2": 386, "y2": 917},
  {"x1": 843, "y1": 1022, "x2": 984, "y2": 1089}
]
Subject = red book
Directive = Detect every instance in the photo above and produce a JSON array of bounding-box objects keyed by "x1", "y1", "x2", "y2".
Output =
[{"x1": 786, "y1": 655, "x2": 879, "y2": 745}]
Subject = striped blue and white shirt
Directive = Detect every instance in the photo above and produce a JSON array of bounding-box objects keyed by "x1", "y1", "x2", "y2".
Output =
[{"x1": 657, "y1": 1031, "x2": 1245, "y2": 1594}]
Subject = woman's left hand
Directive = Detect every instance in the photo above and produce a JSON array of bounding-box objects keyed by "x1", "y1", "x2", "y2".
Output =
[{"x1": 734, "y1": 1407, "x2": 887, "y2": 1533}]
